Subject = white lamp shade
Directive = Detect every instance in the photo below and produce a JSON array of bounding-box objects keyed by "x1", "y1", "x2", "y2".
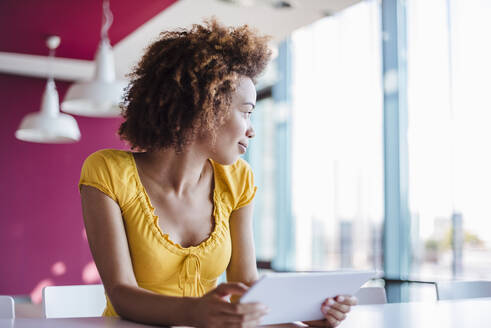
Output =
[
  {"x1": 61, "y1": 40, "x2": 128, "y2": 117},
  {"x1": 16, "y1": 79, "x2": 81, "y2": 144},
  {"x1": 61, "y1": 79, "x2": 126, "y2": 117},
  {"x1": 15, "y1": 111, "x2": 81, "y2": 143}
]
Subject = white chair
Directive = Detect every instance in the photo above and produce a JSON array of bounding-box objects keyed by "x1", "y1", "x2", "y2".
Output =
[
  {"x1": 436, "y1": 281, "x2": 491, "y2": 301},
  {"x1": 354, "y1": 287, "x2": 387, "y2": 305},
  {"x1": 42, "y1": 284, "x2": 106, "y2": 318},
  {"x1": 0, "y1": 295, "x2": 15, "y2": 319}
]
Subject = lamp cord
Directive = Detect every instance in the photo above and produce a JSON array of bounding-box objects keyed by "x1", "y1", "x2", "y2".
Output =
[
  {"x1": 101, "y1": 0, "x2": 113, "y2": 42},
  {"x1": 47, "y1": 48, "x2": 55, "y2": 82}
]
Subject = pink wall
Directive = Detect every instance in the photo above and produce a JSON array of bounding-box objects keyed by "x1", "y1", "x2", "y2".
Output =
[
  {"x1": 0, "y1": 73, "x2": 128, "y2": 300},
  {"x1": 0, "y1": 0, "x2": 178, "y2": 302}
]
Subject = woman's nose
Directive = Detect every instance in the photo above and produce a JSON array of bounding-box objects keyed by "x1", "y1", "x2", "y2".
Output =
[{"x1": 246, "y1": 125, "x2": 255, "y2": 139}]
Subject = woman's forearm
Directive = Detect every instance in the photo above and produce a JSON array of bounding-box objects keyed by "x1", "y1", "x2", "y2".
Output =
[{"x1": 109, "y1": 284, "x2": 197, "y2": 326}]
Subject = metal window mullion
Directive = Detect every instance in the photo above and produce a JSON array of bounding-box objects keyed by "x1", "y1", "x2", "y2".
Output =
[
  {"x1": 381, "y1": 0, "x2": 411, "y2": 290},
  {"x1": 272, "y1": 38, "x2": 295, "y2": 271}
]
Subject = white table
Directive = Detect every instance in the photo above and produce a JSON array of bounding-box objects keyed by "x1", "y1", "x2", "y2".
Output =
[
  {"x1": 2, "y1": 298, "x2": 491, "y2": 328},
  {"x1": 340, "y1": 297, "x2": 491, "y2": 328}
]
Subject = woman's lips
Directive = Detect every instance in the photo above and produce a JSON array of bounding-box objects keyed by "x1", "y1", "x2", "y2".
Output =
[{"x1": 238, "y1": 142, "x2": 247, "y2": 153}]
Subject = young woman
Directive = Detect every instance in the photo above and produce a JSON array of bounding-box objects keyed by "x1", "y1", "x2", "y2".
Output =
[{"x1": 79, "y1": 19, "x2": 356, "y2": 328}]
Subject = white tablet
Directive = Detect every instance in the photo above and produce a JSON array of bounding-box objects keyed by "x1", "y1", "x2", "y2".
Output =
[{"x1": 240, "y1": 270, "x2": 376, "y2": 325}]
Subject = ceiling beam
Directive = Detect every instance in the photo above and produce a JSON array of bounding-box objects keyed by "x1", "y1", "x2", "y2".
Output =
[{"x1": 0, "y1": 52, "x2": 93, "y2": 81}]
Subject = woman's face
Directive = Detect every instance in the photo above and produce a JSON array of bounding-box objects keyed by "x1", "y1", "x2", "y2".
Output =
[{"x1": 207, "y1": 76, "x2": 256, "y2": 165}]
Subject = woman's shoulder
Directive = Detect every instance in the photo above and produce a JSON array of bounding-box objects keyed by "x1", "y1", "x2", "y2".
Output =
[
  {"x1": 81, "y1": 149, "x2": 135, "y2": 184},
  {"x1": 83, "y1": 149, "x2": 132, "y2": 170},
  {"x1": 80, "y1": 149, "x2": 138, "y2": 205},
  {"x1": 85, "y1": 148, "x2": 131, "y2": 162},
  {"x1": 211, "y1": 157, "x2": 253, "y2": 180},
  {"x1": 210, "y1": 158, "x2": 256, "y2": 211}
]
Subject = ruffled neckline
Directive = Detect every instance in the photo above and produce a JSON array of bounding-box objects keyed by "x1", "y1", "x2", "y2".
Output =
[{"x1": 128, "y1": 152, "x2": 225, "y2": 255}]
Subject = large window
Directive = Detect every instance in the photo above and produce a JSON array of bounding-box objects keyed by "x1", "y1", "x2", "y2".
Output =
[
  {"x1": 407, "y1": 0, "x2": 491, "y2": 280},
  {"x1": 249, "y1": 0, "x2": 383, "y2": 273},
  {"x1": 250, "y1": 0, "x2": 491, "y2": 285},
  {"x1": 289, "y1": 0, "x2": 383, "y2": 272}
]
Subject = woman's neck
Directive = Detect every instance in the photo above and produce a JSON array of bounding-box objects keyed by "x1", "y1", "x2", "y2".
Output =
[{"x1": 136, "y1": 145, "x2": 211, "y2": 198}]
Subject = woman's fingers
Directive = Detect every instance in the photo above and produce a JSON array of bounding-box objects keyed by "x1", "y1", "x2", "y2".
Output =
[
  {"x1": 321, "y1": 301, "x2": 346, "y2": 321},
  {"x1": 328, "y1": 301, "x2": 351, "y2": 314},
  {"x1": 321, "y1": 295, "x2": 356, "y2": 313},
  {"x1": 220, "y1": 311, "x2": 268, "y2": 325},
  {"x1": 319, "y1": 295, "x2": 357, "y2": 327},
  {"x1": 334, "y1": 295, "x2": 358, "y2": 306},
  {"x1": 304, "y1": 295, "x2": 356, "y2": 327},
  {"x1": 221, "y1": 301, "x2": 268, "y2": 315},
  {"x1": 217, "y1": 301, "x2": 269, "y2": 326},
  {"x1": 323, "y1": 306, "x2": 346, "y2": 321},
  {"x1": 212, "y1": 282, "x2": 249, "y2": 298},
  {"x1": 203, "y1": 304, "x2": 267, "y2": 328},
  {"x1": 200, "y1": 284, "x2": 269, "y2": 327}
]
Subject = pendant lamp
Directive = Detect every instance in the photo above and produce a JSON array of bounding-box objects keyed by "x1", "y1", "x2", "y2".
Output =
[
  {"x1": 15, "y1": 36, "x2": 81, "y2": 144},
  {"x1": 61, "y1": 0, "x2": 127, "y2": 117}
]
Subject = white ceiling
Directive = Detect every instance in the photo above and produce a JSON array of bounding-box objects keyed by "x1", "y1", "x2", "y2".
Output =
[{"x1": 0, "y1": 0, "x2": 362, "y2": 80}]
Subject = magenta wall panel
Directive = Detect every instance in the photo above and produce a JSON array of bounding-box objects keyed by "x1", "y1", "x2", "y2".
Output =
[
  {"x1": 0, "y1": 0, "x2": 178, "y2": 59},
  {"x1": 0, "y1": 74, "x2": 127, "y2": 300},
  {"x1": 0, "y1": 0, "x2": 178, "y2": 302}
]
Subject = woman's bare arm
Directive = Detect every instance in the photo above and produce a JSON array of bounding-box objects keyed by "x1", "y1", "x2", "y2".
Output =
[
  {"x1": 80, "y1": 185, "x2": 194, "y2": 326},
  {"x1": 226, "y1": 201, "x2": 259, "y2": 301}
]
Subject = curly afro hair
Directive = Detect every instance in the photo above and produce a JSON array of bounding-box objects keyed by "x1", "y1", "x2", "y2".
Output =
[{"x1": 118, "y1": 18, "x2": 272, "y2": 152}]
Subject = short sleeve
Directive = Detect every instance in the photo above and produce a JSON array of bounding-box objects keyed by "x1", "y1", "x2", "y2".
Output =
[
  {"x1": 234, "y1": 160, "x2": 258, "y2": 210},
  {"x1": 79, "y1": 150, "x2": 118, "y2": 202}
]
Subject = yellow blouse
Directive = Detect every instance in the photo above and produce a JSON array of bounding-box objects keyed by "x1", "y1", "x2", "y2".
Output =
[{"x1": 79, "y1": 149, "x2": 257, "y2": 316}]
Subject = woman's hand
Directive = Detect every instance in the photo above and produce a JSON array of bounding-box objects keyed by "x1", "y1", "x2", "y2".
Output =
[
  {"x1": 191, "y1": 282, "x2": 269, "y2": 328},
  {"x1": 303, "y1": 295, "x2": 357, "y2": 327}
]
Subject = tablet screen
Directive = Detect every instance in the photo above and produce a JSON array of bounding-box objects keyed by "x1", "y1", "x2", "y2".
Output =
[{"x1": 240, "y1": 270, "x2": 376, "y2": 325}]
